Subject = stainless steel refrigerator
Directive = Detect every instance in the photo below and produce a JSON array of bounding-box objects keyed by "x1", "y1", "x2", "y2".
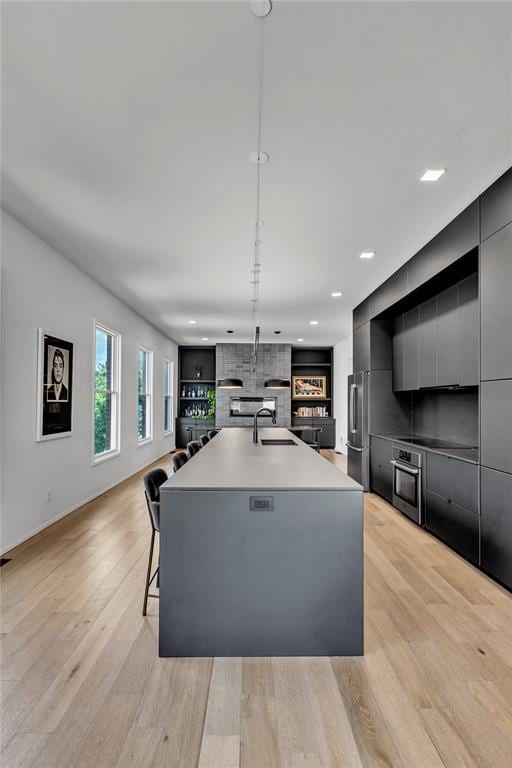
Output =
[
  {"x1": 347, "y1": 369, "x2": 410, "y2": 491},
  {"x1": 347, "y1": 372, "x2": 369, "y2": 489}
]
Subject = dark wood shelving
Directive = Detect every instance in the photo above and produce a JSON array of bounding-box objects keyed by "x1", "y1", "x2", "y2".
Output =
[{"x1": 290, "y1": 346, "x2": 335, "y2": 447}]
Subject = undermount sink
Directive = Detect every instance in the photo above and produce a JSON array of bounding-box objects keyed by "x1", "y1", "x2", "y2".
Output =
[{"x1": 260, "y1": 439, "x2": 297, "y2": 446}]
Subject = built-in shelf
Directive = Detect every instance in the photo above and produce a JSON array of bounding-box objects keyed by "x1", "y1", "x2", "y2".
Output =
[
  {"x1": 181, "y1": 379, "x2": 215, "y2": 383},
  {"x1": 290, "y1": 346, "x2": 335, "y2": 447}
]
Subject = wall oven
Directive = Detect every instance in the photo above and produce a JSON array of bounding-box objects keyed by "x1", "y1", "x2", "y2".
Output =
[{"x1": 391, "y1": 445, "x2": 423, "y2": 525}]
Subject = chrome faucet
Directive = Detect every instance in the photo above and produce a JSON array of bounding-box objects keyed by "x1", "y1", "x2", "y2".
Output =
[{"x1": 253, "y1": 407, "x2": 276, "y2": 443}]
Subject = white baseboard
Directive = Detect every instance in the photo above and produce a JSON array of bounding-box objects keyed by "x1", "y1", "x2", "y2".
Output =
[{"x1": 0, "y1": 454, "x2": 169, "y2": 556}]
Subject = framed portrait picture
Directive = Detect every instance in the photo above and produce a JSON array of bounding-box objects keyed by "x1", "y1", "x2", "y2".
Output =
[
  {"x1": 292, "y1": 375, "x2": 327, "y2": 399},
  {"x1": 36, "y1": 329, "x2": 74, "y2": 441}
]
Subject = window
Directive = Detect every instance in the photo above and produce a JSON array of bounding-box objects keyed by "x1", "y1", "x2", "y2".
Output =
[
  {"x1": 94, "y1": 323, "x2": 120, "y2": 460},
  {"x1": 164, "y1": 359, "x2": 174, "y2": 433},
  {"x1": 138, "y1": 346, "x2": 153, "y2": 442}
]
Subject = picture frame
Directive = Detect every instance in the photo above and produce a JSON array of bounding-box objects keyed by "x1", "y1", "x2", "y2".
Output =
[
  {"x1": 292, "y1": 375, "x2": 327, "y2": 399},
  {"x1": 36, "y1": 329, "x2": 74, "y2": 441}
]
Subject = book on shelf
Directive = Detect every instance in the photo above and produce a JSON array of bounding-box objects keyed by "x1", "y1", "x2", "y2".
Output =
[{"x1": 294, "y1": 405, "x2": 329, "y2": 418}]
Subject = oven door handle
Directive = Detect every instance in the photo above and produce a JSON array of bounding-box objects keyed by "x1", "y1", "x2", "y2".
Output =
[{"x1": 390, "y1": 460, "x2": 419, "y2": 475}]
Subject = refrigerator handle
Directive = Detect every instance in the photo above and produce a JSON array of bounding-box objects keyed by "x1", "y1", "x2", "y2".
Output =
[
  {"x1": 346, "y1": 442, "x2": 362, "y2": 452},
  {"x1": 350, "y1": 384, "x2": 357, "y2": 434}
]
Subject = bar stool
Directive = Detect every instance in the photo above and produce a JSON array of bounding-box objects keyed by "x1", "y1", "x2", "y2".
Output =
[
  {"x1": 199, "y1": 434, "x2": 210, "y2": 447},
  {"x1": 142, "y1": 468, "x2": 167, "y2": 616},
  {"x1": 208, "y1": 430, "x2": 219, "y2": 439},
  {"x1": 172, "y1": 451, "x2": 188, "y2": 472},
  {"x1": 187, "y1": 440, "x2": 201, "y2": 457}
]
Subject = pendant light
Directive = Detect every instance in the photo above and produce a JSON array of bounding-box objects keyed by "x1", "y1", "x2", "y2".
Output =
[
  {"x1": 264, "y1": 378, "x2": 290, "y2": 389},
  {"x1": 217, "y1": 378, "x2": 243, "y2": 388}
]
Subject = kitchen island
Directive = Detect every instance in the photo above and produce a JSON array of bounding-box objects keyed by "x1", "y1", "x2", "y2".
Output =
[{"x1": 159, "y1": 427, "x2": 363, "y2": 657}]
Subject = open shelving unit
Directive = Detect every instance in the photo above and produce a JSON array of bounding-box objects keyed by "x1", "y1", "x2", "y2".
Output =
[
  {"x1": 176, "y1": 346, "x2": 216, "y2": 447},
  {"x1": 291, "y1": 346, "x2": 335, "y2": 448}
]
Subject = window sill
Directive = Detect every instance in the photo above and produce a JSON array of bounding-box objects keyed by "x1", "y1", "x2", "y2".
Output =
[
  {"x1": 137, "y1": 437, "x2": 153, "y2": 447},
  {"x1": 163, "y1": 429, "x2": 174, "y2": 436},
  {"x1": 93, "y1": 449, "x2": 120, "y2": 466}
]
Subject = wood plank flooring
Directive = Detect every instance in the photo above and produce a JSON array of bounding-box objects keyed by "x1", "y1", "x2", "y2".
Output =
[{"x1": 2, "y1": 450, "x2": 512, "y2": 767}]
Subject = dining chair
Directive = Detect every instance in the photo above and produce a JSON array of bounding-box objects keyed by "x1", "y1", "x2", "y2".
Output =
[
  {"x1": 172, "y1": 451, "x2": 188, "y2": 472},
  {"x1": 187, "y1": 440, "x2": 201, "y2": 457},
  {"x1": 142, "y1": 468, "x2": 167, "y2": 616}
]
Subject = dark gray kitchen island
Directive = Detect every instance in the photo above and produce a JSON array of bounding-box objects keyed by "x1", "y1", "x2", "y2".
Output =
[{"x1": 159, "y1": 427, "x2": 363, "y2": 657}]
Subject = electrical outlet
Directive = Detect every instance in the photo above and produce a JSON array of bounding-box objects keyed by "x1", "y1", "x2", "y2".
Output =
[{"x1": 46, "y1": 489, "x2": 52, "y2": 503}]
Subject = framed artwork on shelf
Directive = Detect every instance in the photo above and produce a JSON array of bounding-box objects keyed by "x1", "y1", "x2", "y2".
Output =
[
  {"x1": 292, "y1": 375, "x2": 327, "y2": 399},
  {"x1": 36, "y1": 329, "x2": 74, "y2": 441}
]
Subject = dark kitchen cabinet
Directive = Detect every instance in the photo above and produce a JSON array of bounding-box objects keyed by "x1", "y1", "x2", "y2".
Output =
[
  {"x1": 407, "y1": 202, "x2": 479, "y2": 293},
  {"x1": 370, "y1": 436, "x2": 393, "y2": 504},
  {"x1": 426, "y1": 452, "x2": 479, "y2": 514},
  {"x1": 175, "y1": 418, "x2": 215, "y2": 449},
  {"x1": 481, "y1": 379, "x2": 512, "y2": 475},
  {"x1": 425, "y1": 491, "x2": 480, "y2": 565},
  {"x1": 480, "y1": 168, "x2": 512, "y2": 242},
  {"x1": 481, "y1": 222, "x2": 512, "y2": 381},
  {"x1": 353, "y1": 321, "x2": 370, "y2": 373},
  {"x1": 370, "y1": 461, "x2": 393, "y2": 504},
  {"x1": 392, "y1": 315, "x2": 405, "y2": 391},
  {"x1": 315, "y1": 418, "x2": 335, "y2": 449},
  {"x1": 404, "y1": 307, "x2": 419, "y2": 391},
  {"x1": 353, "y1": 299, "x2": 371, "y2": 331},
  {"x1": 418, "y1": 297, "x2": 436, "y2": 388},
  {"x1": 481, "y1": 467, "x2": 512, "y2": 589},
  {"x1": 458, "y1": 272, "x2": 479, "y2": 386},
  {"x1": 436, "y1": 284, "x2": 459, "y2": 387},
  {"x1": 369, "y1": 266, "x2": 408, "y2": 319}
]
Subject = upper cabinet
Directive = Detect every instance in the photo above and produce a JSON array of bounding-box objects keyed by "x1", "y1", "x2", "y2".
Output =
[
  {"x1": 407, "y1": 202, "x2": 479, "y2": 294},
  {"x1": 436, "y1": 284, "x2": 459, "y2": 387},
  {"x1": 392, "y1": 276, "x2": 478, "y2": 392},
  {"x1": 459, "y1": 272, "x2": 479, "y2": 386},
  {"x1": 353, "y1": 299, "x2": 371, "y2": 331},
  {"x1": 369, "y1": 266, "x2": 408, "y2": 319},
  {"x1": 481, "y1": 222, "x2": 512, "y2": 381},
  {"x1": 403, "y1": 307, "x2": 419, "y2": 391},
  {"x1": 418, "y1": 297, "x2": 436, "y2": 388},
  {"x1": 480, "y1": 168, "x2": 512, "y2": 242}
]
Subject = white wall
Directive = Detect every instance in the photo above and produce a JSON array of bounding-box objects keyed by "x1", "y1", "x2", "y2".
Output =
[
  {"x1": 333, "y1": 334, "x2": 353, "y2": 454},
  {"x1": 0, "y1": 211, "x2": 178, "y2": 553}
]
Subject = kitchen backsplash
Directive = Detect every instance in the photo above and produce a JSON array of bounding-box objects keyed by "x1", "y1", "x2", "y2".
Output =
[{"x1": 216, "y1": 343, "x2": 291, "y2": 427}]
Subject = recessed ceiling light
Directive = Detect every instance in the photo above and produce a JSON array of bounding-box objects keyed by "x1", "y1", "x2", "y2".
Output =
[
  {"x1": 331, "y1": 291, "x2": 343, "y2": 297},
  {"x1": 310, "y1": 320, "x2": 319, "y2": 325},
  {"x1": 188, "y1": 319, "x2": 196, "y2": 324},
  {"x1": 226, "y1": 330, "x2": 234, "y2": 334},
  {"x1": 201, "y1": 337, "x2": 209, "y2": 341},
  {"x1": 274, "y1": 330, "x2": 281, "y2": 334},
  {"x1": 420, "y1": 169, "x2": 446, "y2": 182},
  {"x1": 359, "y1": 252, "x2": 375, "y2": 260},
  {"x1": 297, "y1": 338, "x2": 304, "y2": 342}
]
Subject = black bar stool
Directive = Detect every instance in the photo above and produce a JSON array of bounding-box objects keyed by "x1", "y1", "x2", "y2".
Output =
[
  {"x1": 187, "y1": 440, "x2": 201, "y2": 457},
  {"x1": 142, "y1": 468, "x2": 167, "y2": 616},
  {"x1": 208, "y1": 430, "x2": 219, "y2": 439},
  {"x1": 199, "y1": 434, "x2": 210, "y2": 447},
  {"x1": 172, "y1": 451, "x2": 188, "y2": 472}
]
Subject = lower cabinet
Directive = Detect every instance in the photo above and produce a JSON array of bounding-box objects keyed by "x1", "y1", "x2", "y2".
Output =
[
  {"x1": 370, "y1": 436, "x2": 393, "y2": 503},
  {"x1": 370, "y1": 462, "x2": 393, "y2": 504},
  {"x1": 175, "y1": 418, "x2": 215, "y2": 448},
  {"x1": 425, "y1": 491, "x2": 480, "y2": 564},
  {"x1": 481, "y1": 467, "x2": 512, "y2": 589},
  {"x1": 316, "y1": 419, "x2": 335, "y2": 448}
]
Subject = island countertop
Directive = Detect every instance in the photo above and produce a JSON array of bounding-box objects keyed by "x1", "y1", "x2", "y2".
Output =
[{"x1": 162, "y1": 427, "x2": 361, "y2": 492}]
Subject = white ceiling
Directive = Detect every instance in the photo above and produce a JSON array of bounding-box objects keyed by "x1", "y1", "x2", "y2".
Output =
[{"x1": 2, "y1": 1, "x2": 511, "y2": 345}]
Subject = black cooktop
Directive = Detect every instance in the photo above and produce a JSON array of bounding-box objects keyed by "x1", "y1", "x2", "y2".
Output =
[{"x1": 392, "y1": 435, "x2": 476, "y2": 450}]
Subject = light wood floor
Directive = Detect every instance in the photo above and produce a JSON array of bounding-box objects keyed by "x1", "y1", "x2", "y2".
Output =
[{"x1": 2, "y1": 450, "x2": 512, "y2": 768}]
